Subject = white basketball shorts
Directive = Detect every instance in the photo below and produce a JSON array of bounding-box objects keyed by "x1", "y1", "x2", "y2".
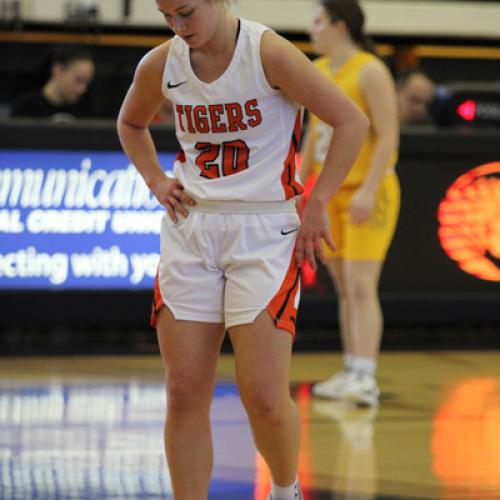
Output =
[{"x1": 151, "y1": 200, "x2": 301, "y2": 337}]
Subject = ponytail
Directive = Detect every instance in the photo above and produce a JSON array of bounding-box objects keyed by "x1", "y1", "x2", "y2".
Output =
[{"x1": 359, "y1": 35, "x2": 377, "y2": 55}]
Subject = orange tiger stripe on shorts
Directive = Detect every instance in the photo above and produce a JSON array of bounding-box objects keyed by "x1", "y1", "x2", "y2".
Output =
[
  {"x1": 150, "y1": 269, "x2": 165, "y2": 328},
  {"x1": 267, "y1": 253, "x2": 300, "y2": 337}
]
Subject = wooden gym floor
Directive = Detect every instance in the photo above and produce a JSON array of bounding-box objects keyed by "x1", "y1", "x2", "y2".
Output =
[{"x1": 0, "y1": 351, "x2": 499, "y2": 499}]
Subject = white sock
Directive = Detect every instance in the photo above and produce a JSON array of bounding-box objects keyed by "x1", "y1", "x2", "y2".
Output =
[
  {"x1": 351, "y1": 356, "x2": 376, "y2": 377},
  {"x1": 344, "y1": 354, "x2": 355, "y2": 372},
  {"x1": 271, "y1": 478, "x2": 300, "y2": 499}
]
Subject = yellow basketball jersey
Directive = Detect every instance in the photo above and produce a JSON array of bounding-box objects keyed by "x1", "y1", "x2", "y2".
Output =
[{"x1": 310, "y1": 51, "x2": 397, "y2": 186}]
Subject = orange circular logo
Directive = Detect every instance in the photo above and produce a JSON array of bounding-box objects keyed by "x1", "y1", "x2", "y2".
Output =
[{"x1": 438, "y1": 162, "x2": 500, "y2": 282}]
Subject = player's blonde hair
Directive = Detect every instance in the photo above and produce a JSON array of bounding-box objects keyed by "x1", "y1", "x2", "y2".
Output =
[{"x1": 211, "y1": 0, "x2": 236, "y2": 10}]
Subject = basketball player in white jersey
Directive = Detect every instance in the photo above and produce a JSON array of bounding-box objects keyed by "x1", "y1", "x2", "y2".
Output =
[{"x1": 117, "y1": 1, "x2": 368, "y2": 499}]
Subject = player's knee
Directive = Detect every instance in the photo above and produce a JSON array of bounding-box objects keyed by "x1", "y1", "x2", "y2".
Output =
[
  {"x1": 347, "y1": 278, "x2": 377, "y2": 302},
  {"x1": 166, "y1": 374, "x2": 210, "y2": 415},
  {"x1": 241, "y1": 387, "x2": 286, "y2": 427}
]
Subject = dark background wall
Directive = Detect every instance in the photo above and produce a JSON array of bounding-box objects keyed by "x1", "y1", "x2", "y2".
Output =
[{"x1": 0, "y1": 123, "x2": 498, "y2": 339}]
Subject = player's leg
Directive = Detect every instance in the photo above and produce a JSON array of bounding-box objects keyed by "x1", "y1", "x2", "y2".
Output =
[
  {"x1": 222, "y1": 209, "x2": 302, "y2": 497},
  {"x1": 312, "y1": 257, "x2": 354, "y2": 399},
  {"x1": 153, "y1": 209, "x2": 230, "y2": 497},
  {"x1": 343, "y1": 259, "x2": 384, "y2": 360},
  {"x1": 343, "y1": 173, "x2": 400, "y2": 363},
  {"x1": 340, "y1": 259, "x2": 383, "y2": 406},
  {"x1": 326, "y1": 257, "x2": 352, "y2": 356},
  {"x1": 312, "y1": 192, "x2": 353, "y2": 399},
  {"x1": 228, "y1": 312, "x2": 301, "y2": 490},
  {"x1": 340, "y1": 174, "x2": 400, "y2": 405},
  {"x1": 156, "y1": 305, "x2": 225, "y2": 500}
]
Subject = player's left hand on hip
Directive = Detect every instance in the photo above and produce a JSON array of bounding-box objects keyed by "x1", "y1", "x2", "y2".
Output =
[{"x1": 295, "y1": 205, "x2": 335, "y2": 271}]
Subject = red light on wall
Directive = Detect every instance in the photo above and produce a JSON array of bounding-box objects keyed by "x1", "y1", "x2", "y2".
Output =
[
  {"x1": 437, "y1": 162, "x2": 500, "y2": 282},
  {"x1": 456, "y1": 100, "x2": 477, "y2": 121}
]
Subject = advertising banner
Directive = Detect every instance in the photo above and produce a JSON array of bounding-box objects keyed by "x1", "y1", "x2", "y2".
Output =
[{"x1": 0, "y1": 150, "x2": 176, "y2": 289}]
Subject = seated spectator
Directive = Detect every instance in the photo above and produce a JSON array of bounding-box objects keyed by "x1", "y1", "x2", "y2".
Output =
[
  {"x1": 397, "y1": 67, "x2": 435, "y2": 126},
  {"x1": 10, "y1": 46, "x2": 95, "y2": 121}
]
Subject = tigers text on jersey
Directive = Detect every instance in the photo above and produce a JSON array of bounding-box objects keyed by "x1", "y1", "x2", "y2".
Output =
[{"x1": 162, "y1": 18, "x2": 304, "y2": 202}]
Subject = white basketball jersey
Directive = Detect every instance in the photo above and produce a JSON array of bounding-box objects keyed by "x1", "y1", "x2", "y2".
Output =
[{"x1": 162, "y1": 18, "x2": 304, "y2": 202}]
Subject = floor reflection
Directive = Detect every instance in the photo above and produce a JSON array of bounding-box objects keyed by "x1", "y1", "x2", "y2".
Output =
[
  {"x1": 0, "y1": 381, "x2": 256, "y2": 499},
  {"x1": 1, "y1": 359, "x2": 499, "y2": 500},
  {"x1": 432, "y1": 378, "x2": 500, "y2": 499},
  {"x1": 0, "y1": 381, "x2": 387, "y2": 500},
  {"x1": 311, "y1": 399, "x2": 377, "y2": 500}
]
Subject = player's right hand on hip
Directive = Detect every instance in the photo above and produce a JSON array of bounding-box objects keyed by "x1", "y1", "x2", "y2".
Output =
[{"x1": 152, "y1": 176, "x2": 196, "y2": 223}]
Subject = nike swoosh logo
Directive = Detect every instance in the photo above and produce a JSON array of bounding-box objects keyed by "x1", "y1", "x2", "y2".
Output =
[
  {"x1": 167, "y1": 80, "x2": 187, "y2": 89},
  {"x1": 280, "y1": 227, "x2": 299, "y2": 236}
]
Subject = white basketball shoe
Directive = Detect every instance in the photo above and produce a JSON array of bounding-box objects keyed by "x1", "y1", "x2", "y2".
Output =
[
  {"x1": 267, "y1": 481, "x2": 303, "y2": 499},
  {"x1": 342, "y1": 372, "x2": 380, "y2": 407},
  {"x1": 311, "y1": 370, "x2": 351, "y2": 399}
]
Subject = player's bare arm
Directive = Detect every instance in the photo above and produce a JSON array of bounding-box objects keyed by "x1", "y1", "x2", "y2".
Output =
[
  {"x1": 117, "y1": 41, "x2": 195, "y2": 223},
  {"x1": 349, "y1": 58, "x2": 399, "y2": 224},
  {"x1": 261, "y1": 31, "x2": 369, "y2": 269},
  {"x1": 359, "y1": 59, "x2": 399, "y2": 191}
]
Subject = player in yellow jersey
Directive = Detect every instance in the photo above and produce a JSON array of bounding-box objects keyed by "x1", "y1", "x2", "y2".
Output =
[{"x1": 301, "y1": 0, "x2": 400, "y2": 406}]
